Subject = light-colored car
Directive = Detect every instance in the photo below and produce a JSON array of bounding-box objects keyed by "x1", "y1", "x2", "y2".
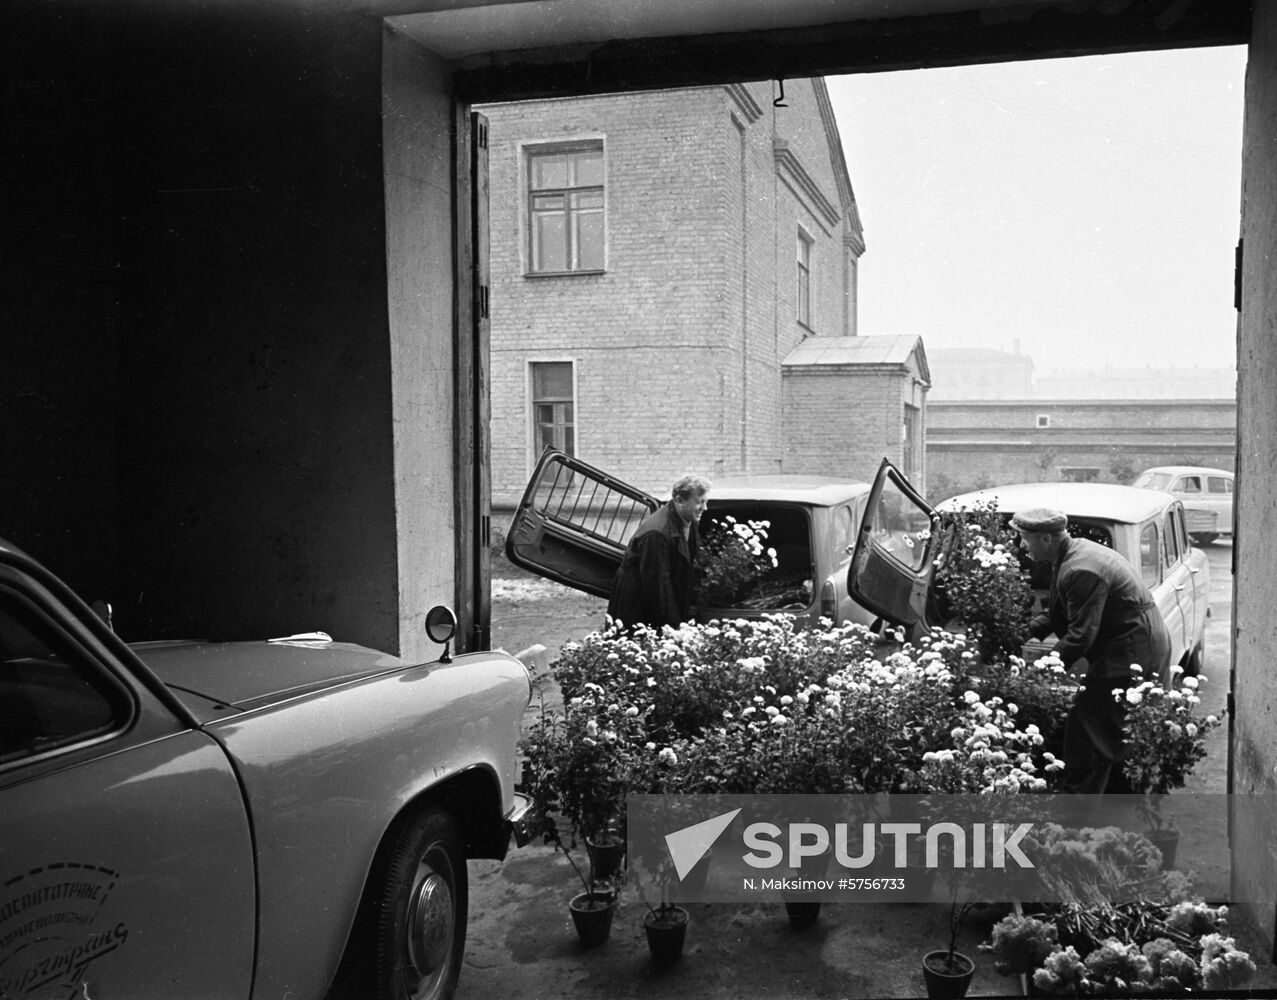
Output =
[
  {"x1": 846, "y1": 460, "x2": 1210, "y2": 687},
  {"x1": 505, "y1": 449, "x2": 877, "y2": 628},
  {"x1": 1132, "y1": 465, "x2": 1234, "y2": 545},
  {"x1": 0, "y1": 537, "x2": 533, "y2": 1000}
]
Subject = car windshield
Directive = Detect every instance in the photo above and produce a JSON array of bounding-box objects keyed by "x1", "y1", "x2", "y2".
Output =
[
  {"x1": 698, "y1": 502, "x2": 813, "y2": 611},
  {"x1": 1133, "y1": 472, "x2": 1172, "y2": 490}
]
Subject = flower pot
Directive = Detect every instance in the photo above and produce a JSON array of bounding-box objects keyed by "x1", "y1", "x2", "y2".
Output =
[
  {"x1": 586, "y1": 837, "x2": 626, "y2": 881},
  {"x1": 922, "y1": 950, "x2": 975, "y2": 999},
  {"x1": 783, "y1": 900, "x2": 822, "y2": 929},
  {"x1": 568, "y1": 890, "x2": 617, "y2": 948},
  {"x1": 642, "y1": 905, "x2": 689, "y2": 967},
  {"x1": 1145, "y1": 828, "x2": 1180, "y2": 870}
]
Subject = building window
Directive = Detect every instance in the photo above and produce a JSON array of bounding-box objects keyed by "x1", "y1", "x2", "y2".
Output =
[
  {"x1": 531, "y1": 361, "x2": 575, "y2": 460},
  {"x1": 797, "y1": 230, "x2": 813, "y2": 328},
  {"x1": 902, "y1": 404, "x2": 920, "y2": 479},
  {"x1": 1036, "y1": 414, "x2": 1051, "y2": 428},
  {"x1": 527, "y1": 144, "x2": 604, "y2": 274}
]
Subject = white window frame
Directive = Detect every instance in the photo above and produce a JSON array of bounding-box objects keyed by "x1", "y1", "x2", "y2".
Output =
[
  {"x1": 527, "y1": 358, "x2": 578, "y2": 472},
  {"x1": 522, "y1": 139, "x2": 606, "y2": 275},
  {"x1": 797, "y1": 228, "x2": 814, "y2": 329}
]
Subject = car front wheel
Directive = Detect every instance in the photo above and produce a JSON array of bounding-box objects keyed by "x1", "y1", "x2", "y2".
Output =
[{"x1": 374, "y1": 809, "x2": 468, "y2": 1000}]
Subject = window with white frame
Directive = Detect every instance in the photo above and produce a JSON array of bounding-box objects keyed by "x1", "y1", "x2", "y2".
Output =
[
  {"x1": 527, "y1": 144, "x2": 604, "y2": 274},
  {"x1": 530, "y1": 361, "x2": 575, "y2": 460},
  {"x1": 797, "y1": 229, "x2": 813, "y2": 328}
]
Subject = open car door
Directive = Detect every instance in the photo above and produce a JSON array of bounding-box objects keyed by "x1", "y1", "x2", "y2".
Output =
[
  {"x1": 847, "y1": 458, "x2": 946, "y2": 633},
  {"x1": 505, "y1": 449, "x2": 659, "y2": 598}
]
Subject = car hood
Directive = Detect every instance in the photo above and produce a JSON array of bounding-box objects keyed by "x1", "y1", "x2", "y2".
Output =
[{"x1": 130, "y1": 638, "x2": 408, "y2": 710}]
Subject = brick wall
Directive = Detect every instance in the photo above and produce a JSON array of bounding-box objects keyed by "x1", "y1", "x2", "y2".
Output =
[
  {"x1": 483, "y1": 83, "x2": 862, "y2": 503},
  {"x1": 925, "y1": 399, "x2": 1237, "y2": 500}
]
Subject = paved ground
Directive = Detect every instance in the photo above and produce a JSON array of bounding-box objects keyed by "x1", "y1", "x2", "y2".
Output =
[{"x1": 467, "y1": 541, "x2": 1276, "y2": 1000}]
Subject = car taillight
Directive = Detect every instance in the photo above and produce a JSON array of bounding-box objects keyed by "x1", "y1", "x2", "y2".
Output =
[{"x1": 820, "y1": 580, "x2": 837, "y2": 624}]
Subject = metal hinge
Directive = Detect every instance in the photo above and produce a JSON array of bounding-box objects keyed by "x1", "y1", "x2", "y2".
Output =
[
  {"x1": 476, "y1": 120, "x2": 488, "y2": 150},
  {"x1": 1234, "y1": 239, "x2": 1243, "y2": 311},
  {"x1": 478, "y1": 283, "x2": 490, "y2": 319}
]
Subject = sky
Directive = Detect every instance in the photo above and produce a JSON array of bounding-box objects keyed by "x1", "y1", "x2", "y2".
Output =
[{"x1": 824, "y1": 46, "x2": 1247, "y2": 373}]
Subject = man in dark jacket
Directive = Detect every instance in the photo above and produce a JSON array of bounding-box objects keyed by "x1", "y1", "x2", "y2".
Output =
[
  {"x1": 1012, "y1": 507, "x2": 1172, "y2": 796},
  {"x1": 607, "y1": 474, "x2": 711, "y2": 631}
]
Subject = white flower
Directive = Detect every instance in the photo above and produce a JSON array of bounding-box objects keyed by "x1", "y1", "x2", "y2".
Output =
[
  {"x1": 780, "y1": 695, "x2": 794, "y2": 706},
  {"x1": 1182, "y1": 676, "x2": 1200, "y2": 689},
  {"x1": 1206, "y1": 715, "x2": 1219, "y2": 725},
  {"x1": 645, "y1": 741, "x2": 657, "y2": 751},
  {"x1": 1186, "y1": 723, "x2": 1198, "y2": 737},
  {"x1": 765, "y1": 705, "x2": 779, "y2": 717},
  {"x1": 658, "y1": 747, "x2": 678, "y2": 766},
  {"x1": 1126, "y1": 689, "x2": 1144, "y2": 705},
  {"x1": 586, "y1": 720, "x2": 599, "y2": 735},
  {"x1": 771, "y1": 715, "x2": 788, "y2": 726},
  {"x1": 963, "y1": 690, "x2": 980, "y2": 705},
  {"x1": 625, "y1": 706, "x2": 639, "y2": 717}
]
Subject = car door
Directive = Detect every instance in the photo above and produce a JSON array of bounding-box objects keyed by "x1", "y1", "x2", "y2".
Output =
[
  {"x1": 0, "y1": 551, "x2": 256, "y2": 999},
  {"x1": 506, "y1": 448, "x2": 659, "y2": 597},
  {"x1": 846, "y1": 458, "x2": 945, "y2": 634},
  {"x1": 1206, "y1": 474, "x2": 1234, "y2": 535},
  {"x1": 1137, "y1": 518, "x2": 1187, "y2": 683}
]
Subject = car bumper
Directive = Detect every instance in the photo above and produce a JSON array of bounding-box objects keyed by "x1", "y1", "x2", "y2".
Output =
[{"x1": 506, "y1": 791, "x2": 537, "y2": 848}]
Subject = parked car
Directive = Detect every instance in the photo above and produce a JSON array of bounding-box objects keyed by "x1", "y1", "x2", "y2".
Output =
[
  {"x1": 504, "y1": 449, "x2": 878, "y2": 628},
  {"x1": 1132, "y1": 465, "x2": 1234, "y2": 545},
  {"x1": 0, "y1": 536, "x2": 533, "y2": 1000},
  {"x1": 846, "y1": 460, "x2": 1210, "y2": 686}
]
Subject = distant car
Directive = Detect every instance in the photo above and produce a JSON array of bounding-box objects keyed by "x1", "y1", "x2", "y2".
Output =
[
  {"x1": 504, "y1": 449, "x2": 878, "y2": 628},
  {"x1": 846, "y1": 460, "x2": 1210, "y2": 686},
  {"x1": 1132, "y1": 465, "x2": 1234, "y2": 545},
  {"x1": 0, "y1": 536, "x2": 533, "y2": 1000}
]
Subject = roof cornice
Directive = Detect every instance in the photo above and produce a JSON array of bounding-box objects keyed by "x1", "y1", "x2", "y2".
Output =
[
  {"x1": 773, "y1": 139, "x2": 841, "y2": 229},
  {"x1": 724, "y1": 82, "x2": 763, "y2": 124}
]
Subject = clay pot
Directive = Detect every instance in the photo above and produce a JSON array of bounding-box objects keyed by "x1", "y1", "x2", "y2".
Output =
[
  {"x1": 568, "y1": 890, "x2": 617, "y2": 947},
  {"x1": 643, "y1": 905, "x2": 689, "y2": 966},
  {"x1": 921, "y1": 950, "x2": 975, "y2": 999}
]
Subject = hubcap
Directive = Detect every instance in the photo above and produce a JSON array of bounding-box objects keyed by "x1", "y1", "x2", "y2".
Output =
[{"x1": 406, "y1": 863, "x2": 453, "y2": 978}]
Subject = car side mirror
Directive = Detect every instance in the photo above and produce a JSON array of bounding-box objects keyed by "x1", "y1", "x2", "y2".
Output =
[
  {"x1": 425, "y1": 605, "x2": 458, "y2": 663},
  {"x1": 90, "y1": 599, "x2": 114, "y2": 633}
]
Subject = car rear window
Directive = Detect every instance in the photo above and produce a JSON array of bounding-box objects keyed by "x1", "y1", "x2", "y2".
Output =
[{"x1": 700, "y1": 502, "x2": 813, "y2": 611}]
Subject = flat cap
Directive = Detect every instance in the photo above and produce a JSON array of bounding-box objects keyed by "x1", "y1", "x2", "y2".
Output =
[{"x1": 1010, "y1": 507, "x2": 1068, "y2": 533}]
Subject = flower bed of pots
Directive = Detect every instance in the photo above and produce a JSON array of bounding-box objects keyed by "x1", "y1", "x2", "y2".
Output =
[{"x1": 515, "y1": 510, "x2": 1242, "y2": 989}]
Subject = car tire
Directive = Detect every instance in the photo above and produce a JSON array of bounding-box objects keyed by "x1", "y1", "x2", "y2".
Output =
[
  {"x1": 1190, "y1": 532, "x2": 1218, "y2": 546},
  {"x1": 373, "y1": 808, "x2": 468, "y2": 1000}
]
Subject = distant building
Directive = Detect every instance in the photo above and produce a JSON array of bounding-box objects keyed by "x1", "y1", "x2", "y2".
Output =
[
  {"x1": 482, "y1": 80, "x2": 925, "y2": 505},
  {"x1": 1032, "y1": 366, "x2": 1236, "y2": 400},
  {"x1": 926, "y1": 398, "x2": 1236, "y2": 500},
  {"x1": 927, "y1": 347, "x2": 1035, "y2": 400}
]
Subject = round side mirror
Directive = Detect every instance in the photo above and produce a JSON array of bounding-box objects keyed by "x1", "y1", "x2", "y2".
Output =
[{"x1": 425, "y1": 605, "x2": 458, "y2": 645}]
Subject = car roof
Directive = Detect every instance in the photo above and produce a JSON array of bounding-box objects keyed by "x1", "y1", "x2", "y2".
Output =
[
  {"x1": 709, "y1": 476, "x2": 871, "y2": 506},
  {"x1": 1138, "y1": 466, "x2": 1233, "y2": 478},
  {"x1": 937, "y1": 482, "x2": 1178, "y2": 524}
]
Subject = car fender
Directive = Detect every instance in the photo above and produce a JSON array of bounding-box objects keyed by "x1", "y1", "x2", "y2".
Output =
[{"x1": 209, "y1": 650, "x2": 528, "y2": 1000}]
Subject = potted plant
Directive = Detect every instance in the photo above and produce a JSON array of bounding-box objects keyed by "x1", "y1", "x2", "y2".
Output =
[
  {"x1": 519, "y1": 687, "x2": 647, "y2": 944},
  {"x1": 696, "y1": 515, "x2": 778, "y2": 607},
  {"x1": 922, "y1": 889, "x2": 978, "y2": 999},
  {"x1": 1117, "y1": 667, "x2": 1221, "y2": 869}
]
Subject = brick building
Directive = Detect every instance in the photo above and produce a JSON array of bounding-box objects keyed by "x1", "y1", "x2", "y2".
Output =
[
  {"x1": 926, "y1": 398, "x2": 1236, "y2": 501},
  {"x1": 483, "y1": 80, "x2": 905, "y2": 505}
]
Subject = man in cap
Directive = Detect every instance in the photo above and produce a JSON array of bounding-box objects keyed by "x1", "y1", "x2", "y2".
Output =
[{"x1": 1011, "y1": 507, "x2": 1171, "y2": 796}]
